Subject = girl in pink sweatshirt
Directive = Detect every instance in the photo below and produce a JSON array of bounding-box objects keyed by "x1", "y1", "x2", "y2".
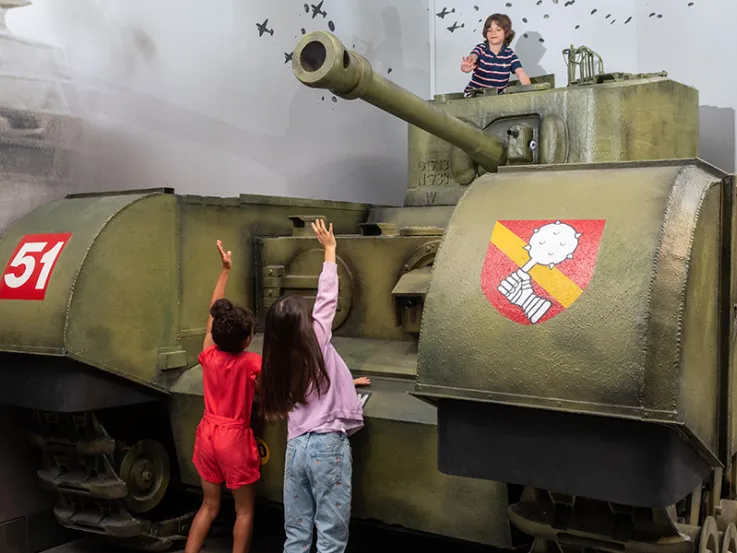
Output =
[{"x1": 260, "y1": 219, "x2": 369, "y2": 553}]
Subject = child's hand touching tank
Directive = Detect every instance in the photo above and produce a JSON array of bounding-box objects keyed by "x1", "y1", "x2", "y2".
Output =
[
  {"x1": 216, "y1": 240, "x2": 232, "y2": 270},
  {"x1": 311, "y1": 219, "x2": 336, "y2": 263},
  {"x1": 354, "y1": 377, "x2": 371, "y2": 387}
]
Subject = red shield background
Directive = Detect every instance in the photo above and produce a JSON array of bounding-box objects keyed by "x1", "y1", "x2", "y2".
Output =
[{"x1": 481, "y1": 219, "x2": 606, "y2": 325}]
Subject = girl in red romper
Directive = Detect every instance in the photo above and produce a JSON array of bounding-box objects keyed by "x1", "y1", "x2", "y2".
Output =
[{"x1": 185, "y1": 240, "x2": 262, "y2": 553}]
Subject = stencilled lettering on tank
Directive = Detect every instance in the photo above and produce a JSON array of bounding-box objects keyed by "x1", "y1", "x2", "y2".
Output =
[
  {"x1": 417, "y1": 159, "x2": 451, "y2": 186},
  {"x1": 358, "y1": 392, "x2": 372, "y2": 409}
]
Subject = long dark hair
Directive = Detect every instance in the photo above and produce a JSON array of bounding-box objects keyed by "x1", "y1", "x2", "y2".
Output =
[
  {"x1": 210, "y1": 299, "x2": 255, "y2": 354},
  {"x1": 260, "y1": 295, "x2": 330, "y2": 420}
]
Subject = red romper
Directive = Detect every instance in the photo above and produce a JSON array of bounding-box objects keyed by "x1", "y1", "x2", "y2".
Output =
[{"x1": 192, "y1": 345, "x2": 262, "y2": 489}]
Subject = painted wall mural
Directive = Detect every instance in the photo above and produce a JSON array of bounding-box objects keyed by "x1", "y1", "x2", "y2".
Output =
[
  {"x1": 4, "y1": 0, "x2": 432, "y2": 218},
  {"x1": 433, "y1": 0, "x2": 734, "y2": 173},
  {"x1": 1, "y1": 0, "x2": 734, "y2": 235}
]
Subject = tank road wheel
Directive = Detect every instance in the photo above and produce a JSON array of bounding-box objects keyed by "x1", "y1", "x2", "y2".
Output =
[
  {"x1": 722, "y1": 523, "x2": 737, "y2": 553},
  {"x1": 701, "y1": 516, "x2": 720, "y2": 553},
  {"x1": 119, "y1": 439, "x2": 171, "y2": 514}
]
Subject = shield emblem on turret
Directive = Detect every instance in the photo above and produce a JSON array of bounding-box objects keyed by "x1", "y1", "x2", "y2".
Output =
[{"x1": 481, "y1": 219, "x2": 606, "y2": 325}]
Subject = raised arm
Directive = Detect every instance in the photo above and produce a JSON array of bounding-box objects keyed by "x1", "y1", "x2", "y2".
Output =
[
  {"x1": 202, "y1": 240, "x2": 232, "y2": 351},
  {"x1": 311, "y1": 219, "x2": 338, "y2": 347},
  {"x1": 510, "y1": 53, "x2": 531, "y2": 86}
]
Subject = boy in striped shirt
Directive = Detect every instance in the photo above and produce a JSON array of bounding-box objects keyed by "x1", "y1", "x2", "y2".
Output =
[{"x1": 461, "y1": 13, "x2": 531, "y2": 97}]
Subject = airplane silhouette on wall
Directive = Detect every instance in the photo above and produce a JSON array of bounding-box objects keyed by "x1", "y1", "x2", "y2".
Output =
[
  {"x1": 311, "y1": 1, "x2": 327, "y2": 19},
  {"x1": 257, "y1": 19, "x2": 274, "y2": 37},
  {"x1": 436, "y1": 7, "x2": 455, "y2": 19}
]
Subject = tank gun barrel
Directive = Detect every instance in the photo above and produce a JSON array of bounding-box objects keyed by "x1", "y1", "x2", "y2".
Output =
[{"x1": 292, "y1": 31, "x2": 507, "y2": 172}]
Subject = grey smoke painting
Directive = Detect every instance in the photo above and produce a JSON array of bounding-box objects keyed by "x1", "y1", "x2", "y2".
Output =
[{"x1": 0, "y1": 0, "x2": 435, "y2": 220}]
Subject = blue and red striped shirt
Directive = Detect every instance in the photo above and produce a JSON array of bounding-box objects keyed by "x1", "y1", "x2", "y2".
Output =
[{"x1": 464, "y1": 42, "x2": 522, "y2": 95}]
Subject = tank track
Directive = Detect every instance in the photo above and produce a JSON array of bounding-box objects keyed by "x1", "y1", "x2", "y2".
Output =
[
  {"x1": 510, "y1": 482, "x2": 737, "y2": 553},
  {"x1": 30, "y1": 410, "x2": 194, "y2": 552}
]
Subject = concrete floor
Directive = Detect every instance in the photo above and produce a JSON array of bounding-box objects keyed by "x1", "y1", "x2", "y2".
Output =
[
  {"x1": 42, "y1": 533, "x2": 494, "y2": 553},
  {"x1": 40, "y1": 509, "x2": 286, "y2": 553},
  {"x1": 43, "y1": 536, "x2": 275, "y2": 553},
  {"x1": 39, "y1": 511, "x2": 497, "y2": 553},
  {"x1": 43, "y1": 532, "x2": 497, "y2": 553}
]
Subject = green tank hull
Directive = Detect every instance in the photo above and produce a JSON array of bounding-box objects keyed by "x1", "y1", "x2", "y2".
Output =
[{"x1": 0, "y1": 190, "x2": 513, "y2": 550}]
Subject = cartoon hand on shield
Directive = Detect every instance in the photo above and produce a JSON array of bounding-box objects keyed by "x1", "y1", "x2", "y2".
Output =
[
  {"x1": 498, "y1": 221, "x2": 581, "y2": 324},
  {"x1": 497, "y1": 268, "x2": 550, "y2": 323}
]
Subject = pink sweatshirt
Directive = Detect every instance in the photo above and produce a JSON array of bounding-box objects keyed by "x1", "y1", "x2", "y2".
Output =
[{"x1": 287, "y1": 261, "x2": 365, "y2": 441}]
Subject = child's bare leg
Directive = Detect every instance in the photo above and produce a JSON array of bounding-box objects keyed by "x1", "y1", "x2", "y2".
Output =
[
  {"x1": 232, "y1": 483, "x2": 257, "y2": 553},
  {"x1": 185, "y1": 478, "x2": 222, "y2": 553}
]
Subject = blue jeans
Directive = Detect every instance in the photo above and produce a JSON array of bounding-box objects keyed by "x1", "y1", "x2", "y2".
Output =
[{"x1": 283, "y1": 431, "x2": 352, "y2": 553}]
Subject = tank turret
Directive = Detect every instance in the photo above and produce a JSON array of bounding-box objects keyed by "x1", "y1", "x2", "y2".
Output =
[{"x1": 293, "y1": 31, "x2": 699, "y2": 207}]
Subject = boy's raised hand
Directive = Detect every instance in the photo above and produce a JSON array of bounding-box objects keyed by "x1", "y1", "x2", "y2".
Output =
[
  {"x1": 461, "y1": 55, "x2": 477, "y2": 72},
  {"x1": 216, "y1": 240, "x2": 232, "y2": 270},
  {"x1": 311, "y1": 219, "x2": 336, "y2": 250}
]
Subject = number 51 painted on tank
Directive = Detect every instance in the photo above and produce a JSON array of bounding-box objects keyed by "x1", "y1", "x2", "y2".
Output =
[{"x1": 0, "y1": 234, "x2": 72, "y2": 301}]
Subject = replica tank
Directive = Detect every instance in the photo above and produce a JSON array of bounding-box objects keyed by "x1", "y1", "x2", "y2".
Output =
[{"x1": 0, "y1": 31, "x2": 701, "y2": 550}]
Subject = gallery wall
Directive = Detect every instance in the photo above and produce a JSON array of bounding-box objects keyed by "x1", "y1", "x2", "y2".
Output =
[{"x1": 7, "y1": 0, "x2": 432, "y2": 215}]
